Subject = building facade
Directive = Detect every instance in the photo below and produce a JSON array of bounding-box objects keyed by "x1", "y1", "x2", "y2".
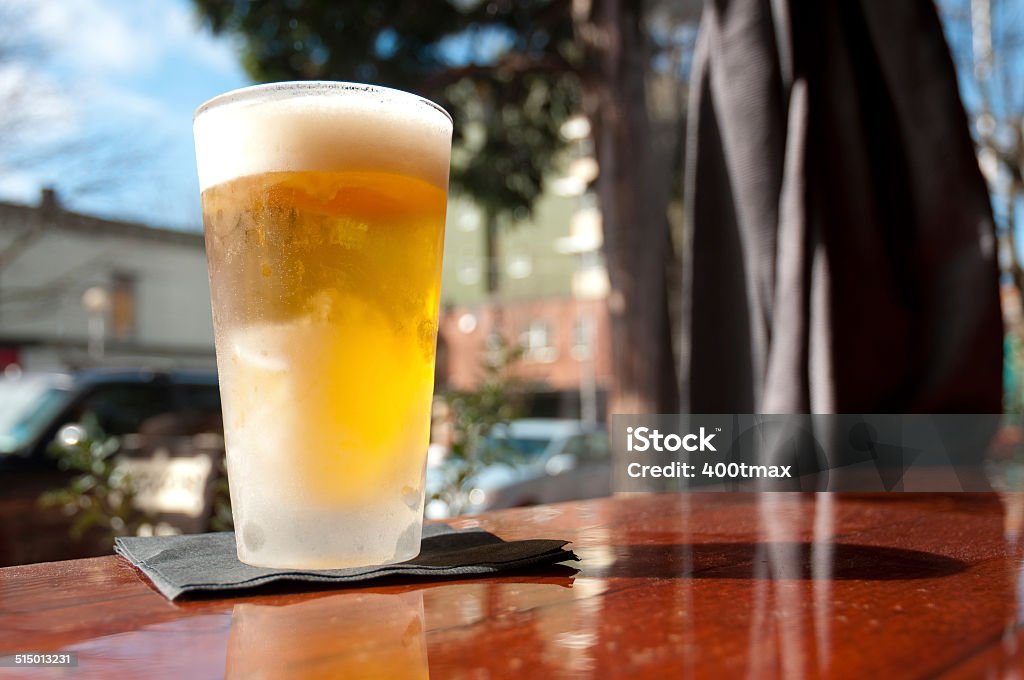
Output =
[
  {"x1": 0, "y1": 190, "x2": 215, "y2": 371},
  {"x1": 437, "y1": 187, "x2": 613, "y2": 420}
]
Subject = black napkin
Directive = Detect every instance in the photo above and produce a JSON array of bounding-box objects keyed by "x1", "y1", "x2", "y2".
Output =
[{"x1": 115, "y1": 523, "x2": 576, "y2": 600}]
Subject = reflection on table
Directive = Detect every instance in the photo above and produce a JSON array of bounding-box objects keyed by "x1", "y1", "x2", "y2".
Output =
[{"x1": 225, "y1": 590, "x2": 428, "y2": 680}]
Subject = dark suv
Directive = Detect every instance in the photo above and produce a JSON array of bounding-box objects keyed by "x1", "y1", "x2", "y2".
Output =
[
  {"x1": 0, "y1": 369, "x2": 221, "y2": 467},
  {"x1": 0, "y1": 369, "x2": 223, "y2": 565}
]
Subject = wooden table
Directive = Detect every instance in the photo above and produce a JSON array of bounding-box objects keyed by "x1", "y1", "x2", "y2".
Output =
[{"x1": 1, "y1": 493, "x2": 1022, "y2": 678}]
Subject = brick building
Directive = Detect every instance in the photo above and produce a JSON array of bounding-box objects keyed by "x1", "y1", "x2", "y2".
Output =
[
  {"x1": 438, "y1": 297, "x2": 612, "y2": 418},
  {"x1": 436, "y1": 187, "x2": 613, "y2": 420}
]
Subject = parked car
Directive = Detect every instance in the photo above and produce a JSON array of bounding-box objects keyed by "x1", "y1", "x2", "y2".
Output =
[
  {"x1": 0, "y1": 368, "x2": 221, "y2": 466},
  {"x1": 426, "y1": 419, "x2": 611, "y2": 518},
  {"x1": 0, "y1": 368, "x2": 223, "y2": 566}
]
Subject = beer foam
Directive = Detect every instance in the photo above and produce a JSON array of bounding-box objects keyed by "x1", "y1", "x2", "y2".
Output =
[{"x1": 194, "y1": 82, "x2": 452, "y2": 192}]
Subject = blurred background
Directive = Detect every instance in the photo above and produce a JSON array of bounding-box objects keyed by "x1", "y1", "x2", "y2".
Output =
[{"x1": 0, "y1": 0, "x2": 1021, "y2": 565}]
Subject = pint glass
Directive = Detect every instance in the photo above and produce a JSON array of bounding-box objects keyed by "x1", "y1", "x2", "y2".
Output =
[{"x1": 193, "y1": 82, "x2": 452, "y2": 568}]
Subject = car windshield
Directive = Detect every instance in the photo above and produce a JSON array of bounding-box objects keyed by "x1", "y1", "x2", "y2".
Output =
[
  {"x1": 0, "y1": 375, "x2": 74, "y2": 454},
  {"x1": 485, "y1": 435, "x2": 552, "y2": 458}
]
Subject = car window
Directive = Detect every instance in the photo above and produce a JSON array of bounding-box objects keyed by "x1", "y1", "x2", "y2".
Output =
[
  {"x1": 485, "y1": 435, "x2": 551, "y2": 458},
  {"x1": 562, "y1": 435, "x2": 587, "y2": 458},
  {"x1": 587, "y1": 432, "x2": 610, "y2": 461},
  {"x1": 179, "y1": 384, "x2": 222, "y2": 415},
  {"x1": 0, "y1": 381, "x2": 73, "y2": 454},
  {"x1": 554, "y1": 432, "x2": 611, "y2": 464},
  {"x1": 73, "y1": 384, "x2": 177, "y2": 436}
]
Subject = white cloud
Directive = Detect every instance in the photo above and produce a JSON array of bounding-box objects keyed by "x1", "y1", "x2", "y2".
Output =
[
  {"x1": 0, "y1": 0, "x2": 240, "y2": 157},
  {"x1": 161, "y1": 2, "x2": 244, "y2": 76},
  {"x1": 91, "y1": 85, "x2": 178, "y2": 129},
  {"x1": 30, "y1": 0, "x2": 161, "y2": 76},
  {"x1": 0, "y1": 0, "x2": 245, "y2": 227},
  {"x1": 18, "y1": 0, "x2": 242, "y2": 79},
  {"x1": 0, "y1": 1, "x2": 178, "y2": 155},
  {"x1": 0, "y1": 60, "x2": 75, "y2": 126}
]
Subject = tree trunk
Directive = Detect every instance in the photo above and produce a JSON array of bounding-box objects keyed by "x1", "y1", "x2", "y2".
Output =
[
  {"x1": 483, "y1": 208, "x2": 500, "y2": 298},
  {"x1": 481, "y1": 207, "x2": 507, "y2": 345},
  {"x1": 579, "y1": 0, "x2": 680, "y2": 416},
  {"x1": 1005, "y1": 181, "x2": 1024, "y2": 325}
]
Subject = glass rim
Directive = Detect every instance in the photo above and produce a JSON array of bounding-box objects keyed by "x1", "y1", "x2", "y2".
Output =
[{"x1": 193, "y1": 80, "x2": 452, "y2": 125}]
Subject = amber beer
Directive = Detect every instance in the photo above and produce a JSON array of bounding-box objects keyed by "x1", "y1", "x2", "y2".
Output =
[{"x1": 193, "y1": 82, "x2": 451, "y2": 568}]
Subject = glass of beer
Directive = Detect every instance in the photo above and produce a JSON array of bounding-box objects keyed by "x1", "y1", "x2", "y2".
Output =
[{"x1": 193, "y1": 82, "x2": 451, "y2": 569}]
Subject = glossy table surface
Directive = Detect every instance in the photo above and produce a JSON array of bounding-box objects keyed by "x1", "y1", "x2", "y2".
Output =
[{"x1": 2, "y1": 493, "x2": 1024, "y2": 679}]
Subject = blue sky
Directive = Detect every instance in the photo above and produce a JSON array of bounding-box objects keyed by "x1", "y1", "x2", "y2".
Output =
[
  {"x1": 0, "y1": 2, "x2": 690, "y2": 235},
  {"x1": 0, "y1": 1, "x2": 510, "y2": 232},
  {"x1": 0, "y1": 0, "x2": 251, "y2": 230}
]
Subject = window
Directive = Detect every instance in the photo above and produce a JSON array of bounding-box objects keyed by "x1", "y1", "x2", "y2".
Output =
[
  {"x1": 73, "y1": 385, "x2": 176, "y2": 436},
  {"x1": 457, "y1": 262, "x2": 480, "y2": 285},
  {"x1": 572, "y1": 316, "x2": 595, "y2": 360},
  {"x1": 583, "y1": 432, "x2": 610, "y2": 461},
  {"x1": 179, "y1": 384, "x2": 222, "y2": 416},
  {"x1": 562, "y1": 435, "x2": 587, "y2": 458},
  {"x1": 507, "y1": 254, "x2": 532, "y2": 279},
  {"x1": 0, "y1": 378, "x2": 72, "y2": 454},
  {"x1": 110, "y1": 273, "x2": 137, "y2": 340},
  {"x1": 174, "y1": 384, "x2": 224, "y2": 435},
  {"x1": 457, "y1": 209, "x2": 481, "y2": 232},
  {"x1": 520, "y1": 319, "x2": 557, "y2": 362}
]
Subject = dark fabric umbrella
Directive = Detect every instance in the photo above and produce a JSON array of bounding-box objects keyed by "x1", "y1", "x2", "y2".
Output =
[{"x1": 680, "y1": 0, "x2": 1003, "y2": 414}]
